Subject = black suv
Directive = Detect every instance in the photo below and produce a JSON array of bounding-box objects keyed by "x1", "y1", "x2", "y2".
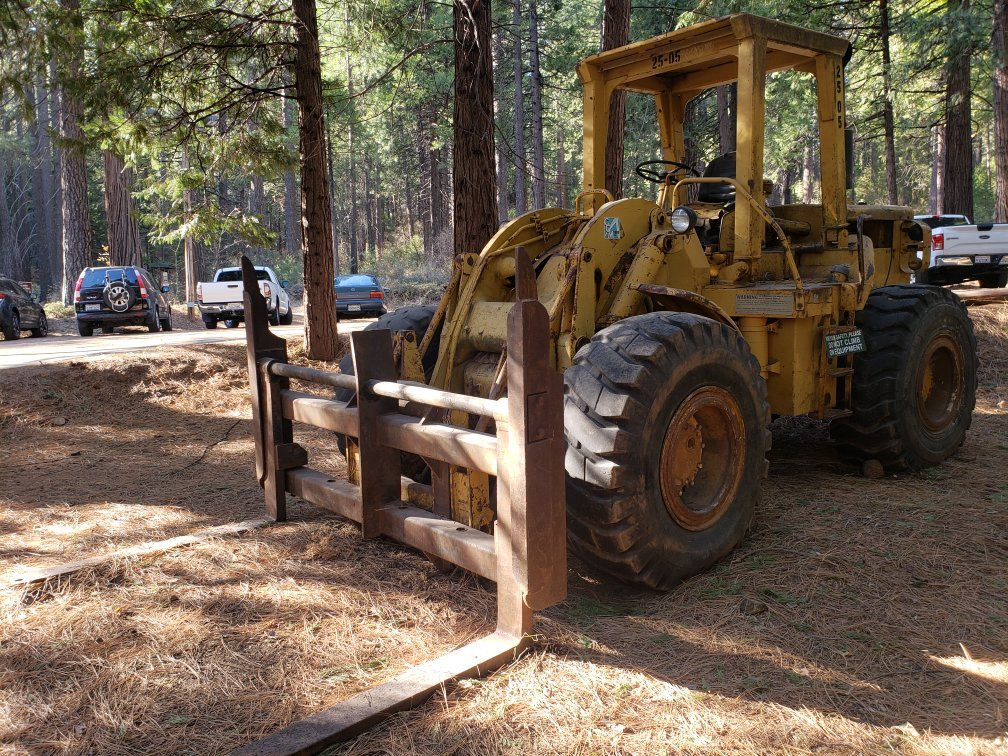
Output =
[
  {"x1": 0, "y1": 277, "x2": 48, "y2": 340},
  {"x1": 73, "y1": 266, "x2": 173, "y2": 336}
]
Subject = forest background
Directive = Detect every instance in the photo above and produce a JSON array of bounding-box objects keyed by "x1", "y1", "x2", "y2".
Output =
[{"x1": 0, "y1": 0, "x2": 1005, "y2": 344}]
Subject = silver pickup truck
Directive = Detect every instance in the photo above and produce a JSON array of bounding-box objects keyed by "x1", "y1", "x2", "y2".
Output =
[
  {"x1": 197, "y1": 265, "x2": 294, "y2": 328},
  {"x1": 915, "y1": 214, "x2": 1008, "y2": 288}
]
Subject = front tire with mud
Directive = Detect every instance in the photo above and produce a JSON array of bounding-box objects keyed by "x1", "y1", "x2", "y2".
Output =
[
  {"x1": 564, "y1": 312, "x2": 771, "y2": 590},
  {"x1": 831, "y1": 284, "x2": 977, "y2": 470}
]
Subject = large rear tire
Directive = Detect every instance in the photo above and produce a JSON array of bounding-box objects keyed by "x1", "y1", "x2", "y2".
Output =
[
  {"x1": 831, "y1": 285, "x2": 977, "y2": 470},
  {"x1": 564, "y1": 312, "x2": 771, "y2": 590},
  {"x1": 336, "y1": 305, "x2": 442, "y2": 481}
]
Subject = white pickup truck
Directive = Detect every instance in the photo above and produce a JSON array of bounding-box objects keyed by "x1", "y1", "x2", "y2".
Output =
[
  {"x1": 197, "y1": 266, "x2": 294, "y2": 328},
  {"x1": 914, "y1": 214, "x2": 1008, "y2": 288}
]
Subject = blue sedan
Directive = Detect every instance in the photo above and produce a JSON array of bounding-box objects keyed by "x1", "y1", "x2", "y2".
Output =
[{"x1": 334, "y1": 274, "x2": 387, "y2": 319}]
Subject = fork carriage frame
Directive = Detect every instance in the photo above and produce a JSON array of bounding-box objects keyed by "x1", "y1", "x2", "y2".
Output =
[{"x1": 236, "y1": 252, "x2": 566, "y2": 754}]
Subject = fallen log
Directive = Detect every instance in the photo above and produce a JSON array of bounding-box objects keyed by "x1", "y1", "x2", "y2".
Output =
[{"x1": 954, "y1": 287, "x2": 1008, "y2": 306}]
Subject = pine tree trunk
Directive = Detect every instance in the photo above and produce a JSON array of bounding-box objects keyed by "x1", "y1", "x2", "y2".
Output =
[
  {"x1": 325, "y1": 117, "x2": 340, "y2": 275},
  {"x1": 57, "y1": 12, "x2": 92, "y2": 304},
  {"x1": 716, "y1": 83, "x2": 736, "y2": 154},
  {"x1": 375, "y1": 162, "x2": 385, "y2": 258},
  {"x1": 345, "y1": 12, "x2": 360, "y2": 274},
  {"x1": 942, "y1": 0, "x2": 974, "y2": 218},
  {"x1": 417, "y1": 107, "x2": 433, "y2": 257},
  {"x1": 601, "y1": 0, "x2": 630, "y2": 199},
  {"x1": 183, "y1": 158, "x2": 204, "y2": 311},
  {"x1": 0, "y1": 158, "x2": 18, "y2": 279},
  {"x1": 529, "y1": 0, "x2": 545, "y2": 209},
  {"x1": 931, "y1": 123, "x2": 945, "y2": 213},
  {"x1": 453, "y1": 0, "x2": 498, "y2": 257},
  {"x1": 432, "y1": 146, "x2": 446, "y2": 242},
  {"x1": 248, "y1": 101, "x2": 265, "y2": 254},
  {"x1": 283, "y1": 92, "x2": 300, "y2": 257},
  {"x1": 512, "y1": 0, "x2": 527, "y2": 215},
  {"x1": 293, "y1": 0, "x2": 338, "y2": 360},
  {"x1": 103, "y1": 150, "x2": 143, "y2": 267},
  {"x1": 363, "y1": 157, "x2": 374, "y2": 258},
  {"x1": 493, "y1": 36, "x2": 509, "y2": 223},
  {"x1": 994, "y1": 0, "x2": 1008, "y2": 222},
  {"x1": 556, "y1": 121, "x2": 566, "y2": 206},
  {"x1": 250, "y1": 175, "x2": 264, "y2": 217},
  {"x1": 405, "y1": 172, "x2": 416, "y2": 236},
  {"x1": 781, "y1": 167, "x2": 793, "y2": 204},
  {"x1": 181, "y1": 151, "x2": 198, "y2": 316},
  {"x1": 31, "y1": 76, "x2": 56, "y2": 299},
  {"x1": 802, "y1": 144, "x2": 815, "y2": 204},
  {"x1": 879, "y1": 0, "x2": 898, "y2": 205},
  {"x1": 50, "y1": 59, "x2": 63, "y2": 295}
]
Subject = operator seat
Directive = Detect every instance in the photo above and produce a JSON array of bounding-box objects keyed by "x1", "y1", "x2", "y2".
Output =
[
  {"x1": 696, "y1": 150, "x2": 775, "y2": 204},
  {"x1": 696, "y1": 151, "x2": 736, "y2": 203}
]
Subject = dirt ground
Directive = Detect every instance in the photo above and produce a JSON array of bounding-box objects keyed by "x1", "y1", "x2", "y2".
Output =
[{"x1": 1, "y1": 304, "x2": 1006, "y2": 755}]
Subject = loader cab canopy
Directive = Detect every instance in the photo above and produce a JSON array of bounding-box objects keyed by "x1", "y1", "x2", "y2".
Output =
[{"x1": 577, "y1": 13, "x2": 853, "y2": 244}]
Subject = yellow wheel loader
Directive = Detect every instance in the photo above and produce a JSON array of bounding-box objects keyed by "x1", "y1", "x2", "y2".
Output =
[{"x1": 339, "y1": 14, "x2": 977, "y2": 589}]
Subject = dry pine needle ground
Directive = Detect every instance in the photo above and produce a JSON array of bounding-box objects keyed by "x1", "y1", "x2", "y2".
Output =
[{"x1": 0, "y1": 305, "x2": 1006, "y2": 755}]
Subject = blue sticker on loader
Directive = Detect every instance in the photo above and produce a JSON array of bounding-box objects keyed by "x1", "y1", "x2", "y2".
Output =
[{"x1": 604, "y1": 217, "x2": 621, "y2": 240}]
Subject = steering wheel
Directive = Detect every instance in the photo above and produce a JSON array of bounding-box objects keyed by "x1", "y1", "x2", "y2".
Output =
[{"x1": 635, "y1": 159, "x2": 699, "y2": 184}]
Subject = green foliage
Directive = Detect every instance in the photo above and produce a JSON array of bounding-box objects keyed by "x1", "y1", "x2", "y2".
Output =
[
  {"x1": 1, "y1": 0, "x2": 1003, "y2": 298},
  {"x1": 44, "y1": 302, "x2": 75, "y2": 318},
  {"x1": 272, "y1": 254, "x2": 302, "y2": 285}
]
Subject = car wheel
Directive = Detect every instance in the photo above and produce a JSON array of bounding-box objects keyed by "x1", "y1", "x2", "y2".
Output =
[
  {"x1": 2, "y1": 311, "x2": 20, "y2": 340},
  {"x1": 77, "y1": 320, "x2": 93, "y2": 337},
  {"x1": 161, "y1": 309, "x2": 173, "y2": 331},
  {"x1": 280, "y1": 307, "x2": 294, "y2": 325},
  {"x1": 102, "y1": 326, "x2": 115, "y2": 334},
  {"x1": 147, "y1": 305, "x2": 161, "y2": 333},
  {"x1": 203, "y1": 317, "x2": 218, "y2": 329},
  {"x1": 224, "y1": 318, "x2": 240, "y2": 328},
  {"x1": 29, "y1": 312, "x2": 48, "y2": 338},
  {"x1": 269, "y1": 308, "x2": 281, "y2": 326}
]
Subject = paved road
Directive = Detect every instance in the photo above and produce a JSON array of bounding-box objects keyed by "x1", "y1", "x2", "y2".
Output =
[{"x1": 0, "y1": 318, "x2": 375, "y2": 370}]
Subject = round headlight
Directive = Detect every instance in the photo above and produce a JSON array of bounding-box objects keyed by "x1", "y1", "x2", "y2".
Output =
[{"x1": 669, "y1": 206, "x2": 697, "y2": 234}]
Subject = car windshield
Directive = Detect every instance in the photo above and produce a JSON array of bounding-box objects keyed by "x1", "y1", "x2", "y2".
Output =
[
  {"x1": 82, "y1": 268, "x2": 139, "y2": 288},
  {"x1": 217, "y1": 269, "x2": 268, "y2": 282},
  {"x1": 334, "y1": 275, "x2": 377, "y2": 286}
]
